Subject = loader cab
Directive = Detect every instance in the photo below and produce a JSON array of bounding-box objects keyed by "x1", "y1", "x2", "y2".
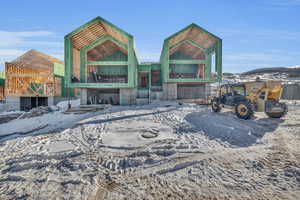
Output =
[{"x1": 219, "y1": 83, "x2": 247, "y2": 106}]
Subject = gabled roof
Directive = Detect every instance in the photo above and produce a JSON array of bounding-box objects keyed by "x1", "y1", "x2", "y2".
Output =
[
  {"x1": 65, "y1": 16, "x2": 133, "y2": 50},
  {"x1": 164, "y1": 23, "x2": 221, "y2": 49},
  {"x1": 9, "y1": 49, "x2": 63, "y2": 72},
  {"x1": 12, "y1": 49, "x2": 63, "y2": 65}
]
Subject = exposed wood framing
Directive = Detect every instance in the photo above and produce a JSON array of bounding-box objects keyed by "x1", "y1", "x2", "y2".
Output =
[
  {"x1": 169, "y1": 60, "x2": 206, "y2": 64},
  {"x1": 160, "y1": 23, "x2": 222, "y2": 83},
  {"x1": 87, "y1": 61, "x2": 128, "y2": 65},
  {"x1": 5, "y1": 50, "x2": 66, "y2": 98},
  {"x1": 5, "y1": 62, "x2": 55, "y2": 97},
  {"x1": 65, "y1": 17, "x2": 137, "y2": 89},
  {"x1": 0, "y1": 86, "x2": 4, "y2": 100},
  {"x1": 168, "y1": 25, "x2": 218, "y2": 49},
  {"x1": 71, "y1": 21, "x2": 129, "y2": 50}
]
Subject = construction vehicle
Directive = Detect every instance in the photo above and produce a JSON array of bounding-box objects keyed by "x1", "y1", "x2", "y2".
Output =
[{"x1": 211, "y1": 80, "x2": 288, "y2": 119}]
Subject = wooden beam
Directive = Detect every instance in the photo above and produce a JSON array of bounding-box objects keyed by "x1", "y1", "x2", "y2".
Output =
[
  {"x1": 169, "y1": 38, "x2": 206, "y2": 51},
  {"x1": 9, "y1": 73, "x2": 52, "y2": 77},
  {"x1": 64, "y1": 37, "x2": 72, "y2": 88},
  {"x1": 86, "y1": 61, "x2": 128, "y2": 65},
  {"x1": 217, "y1": 40, "x2": 222, "y2": 81},
  {"x1": 167, "y1": 78, "x2": 216, "y2": 83},
  {"x1": 67, "y1": 82, "x2": 131, "y2": 88},
  {"x1": 84, "y1": 35, "x2": 128, "y2": 52},
  {"x1": 169, "y1": 59, "x2": 206, "y2": 64}
]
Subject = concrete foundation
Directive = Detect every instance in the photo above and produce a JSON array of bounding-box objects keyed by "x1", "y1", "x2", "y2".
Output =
[
  {"x1": 5, "y1": 96, "x2": 20, "y2": 111},
  {"x1": 80, "y1": 88, "x2": 88, "y2": 105},
  {"x1": 48, "y1": 97, "x2": 54, "y2": 106},
  {"x1": 77, "y1": 83, "x2": 209, "y2": 106},
  {"x1": 177, "y1": 83, "x2": 206, "y2": 99},
  {"x1": 137, "y1": 90, "x2": 149, "y2": 98},
  {"x1": 136, "y1": 98, "x2": 149, "y2": 105},
  {"x1": 120, "y1": 88, "x2": 137, "y2": 105},
  {"x1": 150, "y1": 91, "x2": 163, "y2": 100},
  {"x1": 163, "y1": 83, "x2": 177, "y2": 100},
  {"x1": 87, "y1": 89, "x2": 120, "y2": 105}
]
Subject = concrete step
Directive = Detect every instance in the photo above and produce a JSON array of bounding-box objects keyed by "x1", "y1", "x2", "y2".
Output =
[
  {"x1": 137, "y1": 90, "x2": 149, "y2": 98},
  {"x1": 136, "y1": 98, "x2": 150, "y2": 105},
  {"x1": 151, "y1": 86, "x2": 163, "y2": 91},
  {"x1": 150, "y1": 91, "x2": 163, "y2": 100}
]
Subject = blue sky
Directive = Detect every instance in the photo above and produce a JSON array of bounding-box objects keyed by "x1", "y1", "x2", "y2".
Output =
[{"x1": 0, "y1": 0, "x2": 299, "y2": 72}]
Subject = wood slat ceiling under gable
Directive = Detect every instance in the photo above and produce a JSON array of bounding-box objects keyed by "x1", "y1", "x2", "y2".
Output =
[
  {"x1": 87, "y1": 40, "x2": 128, "y2": 61},
  {"x1": 169, "y1": 41, "x2": 205, "y2": 60},
  {"x1": 71, "y1": 21, "x2": 129, "y2": 50},
  {"x1": 169, "y1": 26, "x2": 217, "y2": 50}
]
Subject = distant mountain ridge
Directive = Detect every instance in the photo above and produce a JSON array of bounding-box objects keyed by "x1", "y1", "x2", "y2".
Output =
[{"x1": 241, "y1": 66, "x2": 300, "y2": 77}]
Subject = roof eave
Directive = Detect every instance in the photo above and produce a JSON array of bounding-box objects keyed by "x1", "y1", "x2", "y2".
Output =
[{"x1": 65, "y1": 16, "x2": 134, "y2": 39}]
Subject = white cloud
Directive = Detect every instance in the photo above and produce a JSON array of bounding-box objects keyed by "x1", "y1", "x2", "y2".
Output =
[
  {"x1": 0, "y1": 31, "x2": 58, "y2": 47},
  {"x1": 224, "y1": 53, "x2": 295, "y2": 63},
  {"x1": 0, "y1": 49, "x2": 26, "y2": 64},
  {"x1": 0, "y1": 30, "x2": 63, "y2": 70}
]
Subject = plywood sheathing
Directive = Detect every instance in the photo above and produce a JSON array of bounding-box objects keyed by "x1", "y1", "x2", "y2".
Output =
[
  {"x1": 170, "y1": 41, "x2": 206, "y2": 59},
  {"x1": 54, "y1": 76, "x2": 62, "y2": 96},
  {"x1": 12, "y1": 50, "x2": 54, "y2": 73},
  {"x1": 13, "y1": 50, "x2": 63, "y2": 67},
  {"x1": 5, "y1": 62, "x2": 55, "y2": 97},
  {"x1": 169, "y1": 26, "x2": 217, "y2": 49},
  {"x1": 73, "y1": 48, "x2": 81, "y2": 79},
  {"x1": 0, "y1": 86, "x2": 4, "y2": 100},
  {"x1": 5, "y1": 50, "x2": 64, "y2": 97},
  {"x1": 71, "y1": 21, "x2": 129, "y2": 50},
  {"x1": 87, "y1": 40, "x2": 128, "y2": 61}
]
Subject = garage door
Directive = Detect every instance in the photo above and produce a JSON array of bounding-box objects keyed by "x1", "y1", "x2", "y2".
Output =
[{"x1": 177, "y1": 84, "x2": 206, "y2": 99}]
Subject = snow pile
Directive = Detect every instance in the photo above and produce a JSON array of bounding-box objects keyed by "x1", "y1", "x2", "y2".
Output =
[
  {"x1": 185, "y1": 111, "x2": 279, "y2": 147},
  {"x1": 0, "y1": 101, "x2": 299, "y2": 199},
  {"x1": 56, "y1": 99, "x2": 81, "y2": 110}
]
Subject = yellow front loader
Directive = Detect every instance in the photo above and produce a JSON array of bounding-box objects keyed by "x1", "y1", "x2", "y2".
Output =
[{"x1": 211, "y1": 80, "x2": 288, "y2": 119}]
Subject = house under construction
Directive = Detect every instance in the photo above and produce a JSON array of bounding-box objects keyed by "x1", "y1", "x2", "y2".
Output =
[
  {"x1": 5, "y1": 50, "x2": 72, "y2": 111},
  {"x1": 64, "y1": 17, "x2": 222, "y2": 105},
  {"x1": 0, "y1": 72, "x2": 5, "y2": 101}
]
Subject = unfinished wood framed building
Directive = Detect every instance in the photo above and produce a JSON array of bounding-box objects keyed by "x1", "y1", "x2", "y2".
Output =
[
  {"x1": 0, "y1": 72, "x2": 5, "y2": 101},
  {"x1": 5, "y1": 50, "x2": 71, "y2": 111},
  {"x1": 64, "y1": 17, "x2": 222, "y2": 105},
  {"x1": 65, "y1": 17, "x2": 138, "y2": 105},
  {"x1": 160, "y1": 24, "x2": 222, "y2": 100}
]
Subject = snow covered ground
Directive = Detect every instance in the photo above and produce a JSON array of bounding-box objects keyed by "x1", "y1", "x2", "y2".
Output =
[{"x1": 0, "y1": 101, "x2": 299, "y2": 199}]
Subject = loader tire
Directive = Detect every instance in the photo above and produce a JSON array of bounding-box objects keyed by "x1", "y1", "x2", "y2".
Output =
[
  {"x1": 265, "y1": 103, "x2": 288, "y2": 118},
  {"x1": 235, "y1": 101, "x2": 253, "y2": 120}
]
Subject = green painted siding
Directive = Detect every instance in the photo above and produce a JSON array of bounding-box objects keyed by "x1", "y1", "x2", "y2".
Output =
[
  {"x1": 0, "y1": 71, "x2": 5, "y2": 86},
  {"x1": 138, "y1": 63, "x2": 161, "y2": 71},
  {"x1": 160, "y1": 24, "x2": 222, "y2": 83},
  {"x1": 64, "y1": 18, "x2": 222, "y2": 93},
  {"x1": 65, "y1": 18, "x2": 138, "y2": 89},
  {"x1": 96, "y1": 65, "x2": 128, "y2": 75},
  {"x1": 54, "y1": 62, "x2": 65, "y2": 76},
  {"x1": 170, "y1": 51, "x2": 193, "y2": 60},
  {"x1": 94, "y1": 50, "x2": 127, "y2": 61},
  {"x1": 170, "y1": 64, "x2": 198, "y2": 74},
  {"x1": 53, "y1": 63, "x2": 72, "y2": 97}
]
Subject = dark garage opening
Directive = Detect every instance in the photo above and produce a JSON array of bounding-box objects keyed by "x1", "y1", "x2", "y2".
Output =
[
  {"x1": 87, "y1": 89, "x2": 120, "y2": 105},
  {"x1": 20, "y1": 97, "x2": 48, "y2": 111}
]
